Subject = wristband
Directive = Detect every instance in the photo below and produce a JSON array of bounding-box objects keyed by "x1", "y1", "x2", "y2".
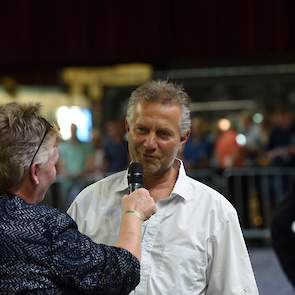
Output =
[{"x1": 124, "y1": 210, "x2": 146, "y2": 221}]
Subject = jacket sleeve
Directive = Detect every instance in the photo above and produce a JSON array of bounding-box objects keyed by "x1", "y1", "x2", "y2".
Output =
[{"x1": 49, "y1": 213, "x2": 140, "y2": 294}]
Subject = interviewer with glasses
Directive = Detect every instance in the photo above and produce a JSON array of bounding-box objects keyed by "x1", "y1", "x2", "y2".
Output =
[{"x1": 0, "y1": 102, "x2": 156, "y2": 294}]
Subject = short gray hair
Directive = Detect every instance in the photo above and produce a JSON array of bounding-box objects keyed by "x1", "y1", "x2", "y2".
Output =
[
  {"x1": 0, "y1": 103, "x2": 58, "y2": 193},
  {"x1": 126, "y1": 80, "x2": 191, "y2": 136}
]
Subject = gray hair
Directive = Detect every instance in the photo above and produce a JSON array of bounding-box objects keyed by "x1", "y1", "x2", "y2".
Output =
[
  {"x1": 126, "y1": 80, "x2": 191, "y2": 136},
  {"x1": 0, "y1": 103, "x2": 58, "y2": 193}
]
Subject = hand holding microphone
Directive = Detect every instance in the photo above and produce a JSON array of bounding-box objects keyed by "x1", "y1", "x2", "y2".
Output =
[
  {"x1": 122, "y1": 188, "x2": 156, "y2": 221},
  {"x1": 121, "y1": 162, "x2": 156, "y2": 221},
  {"x1": 116, "y1": 163, "x2": 155, "y2": 259}
]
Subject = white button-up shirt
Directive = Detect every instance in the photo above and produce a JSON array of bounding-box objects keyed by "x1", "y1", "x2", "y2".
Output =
[{"x1": 68, "y1": 161, "x2": 259, "y2": 294}]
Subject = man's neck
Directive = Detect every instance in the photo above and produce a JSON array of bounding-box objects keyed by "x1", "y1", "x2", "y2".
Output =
[{"x1": 144, "y1": 164, "x2": 179, "y2": 202}]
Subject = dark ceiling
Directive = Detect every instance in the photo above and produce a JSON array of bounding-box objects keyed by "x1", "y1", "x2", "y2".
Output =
[{"x1": 0, "y1": 0, "x2": 295, "y2": 84}]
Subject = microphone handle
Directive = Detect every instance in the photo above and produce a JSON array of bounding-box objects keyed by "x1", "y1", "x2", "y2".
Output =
[{"x1": 128, "y1": 183, "x2": 143, "y2": 194}]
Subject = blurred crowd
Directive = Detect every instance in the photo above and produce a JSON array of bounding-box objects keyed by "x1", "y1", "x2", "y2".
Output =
[
  {"x1": 55, "y1": 106, "x2": 295, "y2": 208},
  {"x1": 183, "y1": 106, "x2": 295, "y2": 171}
]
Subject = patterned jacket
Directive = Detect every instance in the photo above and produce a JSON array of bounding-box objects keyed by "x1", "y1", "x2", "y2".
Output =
[{"x1": 0, "y1": 193, "x2": 139, "y2": 294}]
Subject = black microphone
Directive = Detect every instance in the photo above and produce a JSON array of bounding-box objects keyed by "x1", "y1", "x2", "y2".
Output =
[{"x1": 127, "y1": 162, "x2": 144, "y2": 193}]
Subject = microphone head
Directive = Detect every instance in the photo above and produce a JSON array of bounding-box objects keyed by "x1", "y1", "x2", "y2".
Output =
[{"x1": 127, "y1": 162, "x2": 144, "y2": 186}]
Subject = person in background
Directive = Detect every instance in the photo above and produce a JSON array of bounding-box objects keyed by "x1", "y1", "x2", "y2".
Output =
[
  {"x1": 68, "y1": 80, "x2": 258, "y2": 294},
  {"x1": 58, "y1": 123, "x2": 93, "y2": 206},
  {"x1": 271, "y1": 182, "x2": 295, "y2": 288},
  {"x1": 214, "y1": 119, "x2": 244, "y2": 170},
  {"x1": 267, "y1": 106, "x2": 295, "y2": 167},
  {"x1": 239, "y1": 112, "x2": 269, "y2": 166},
  {"x1": 85, "y1": 128, "x2": 107, "y2": 181},
  {"x1": 0, "y1": 102, "x2": 156, "y2": 294},
  {"x1": 183, "y1": 116, "x2": 214, "y2": 170},
  {"x1": 266, "y1": 106, "x2": 295, "y2": 208},
  {"x1": 103, "y1": 119, "x2": 129, "y2": 174}
]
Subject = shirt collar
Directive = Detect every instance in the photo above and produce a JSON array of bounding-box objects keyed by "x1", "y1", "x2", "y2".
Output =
[
  {"x1": 171, "y1": 159, "x2": 194, "y2": 201},
  {"x1": 114, "y1": 169, "x2": 129, "y2": 193},
  {"x1": 116, "y1": 159, "x2": 193, "y2": 201}
]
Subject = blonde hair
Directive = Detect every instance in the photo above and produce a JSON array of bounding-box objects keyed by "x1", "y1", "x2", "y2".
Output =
[
  {"x1": 126, "y1": 80, "x2": 191, "y2": 136},
  {"x1": 0, "y1": 103, "x2": 58, "y2": 192}
]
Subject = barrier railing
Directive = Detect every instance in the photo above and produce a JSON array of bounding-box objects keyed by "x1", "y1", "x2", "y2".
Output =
[
  {"x1": 222, "y1": 167, "x2": 295, "y2": 239},
  {"x1": 188, "y1": 167, "x2": 295, "y2": 240}
]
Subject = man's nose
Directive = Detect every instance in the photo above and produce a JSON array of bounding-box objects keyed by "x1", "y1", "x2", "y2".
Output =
[{"x1": 143, "y1": 133, "x2": 157, "y2": 149}]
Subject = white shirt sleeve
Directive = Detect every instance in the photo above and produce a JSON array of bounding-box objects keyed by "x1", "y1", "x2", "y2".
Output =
[
  {"x1": 206, "y1": 210, "x2": 259, "y2": 295},
  {"x1": 67, "y1": 195, "x2": 86, "y2": 234}
]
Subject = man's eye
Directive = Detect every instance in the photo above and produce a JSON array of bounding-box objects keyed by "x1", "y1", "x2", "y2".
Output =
[
  {"x1": 158, "y1": 131, "x2": 170, "y2": 138},
  {"x1": 136, "y1": 127, "x2": 147, "y2": 134}
]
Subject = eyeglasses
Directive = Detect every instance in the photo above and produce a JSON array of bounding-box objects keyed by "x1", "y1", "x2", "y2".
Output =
[{"x1": 29, "y1": 119, "x2": 53, "y2": 168}]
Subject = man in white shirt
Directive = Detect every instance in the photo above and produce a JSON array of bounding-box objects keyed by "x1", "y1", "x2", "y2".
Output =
[{"x1": 68, "y1": 80, "x2": 259, "y2": 294}]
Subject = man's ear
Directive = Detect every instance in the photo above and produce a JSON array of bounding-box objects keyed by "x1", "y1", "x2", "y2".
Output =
[
  {"x1": 30, "y1": 163, "x2": 40, "y2": 185},
  {"x1": 125, "y1": 119, "x2": 130, "y2": 132},
  {"x1": 180, "y1": 130, "x2": 190, "y2": 145}
]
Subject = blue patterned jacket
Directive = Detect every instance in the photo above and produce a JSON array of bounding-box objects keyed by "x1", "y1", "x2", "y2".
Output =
[{"x1": 0, "y1": 193, "x2": 139, "y2": 294}]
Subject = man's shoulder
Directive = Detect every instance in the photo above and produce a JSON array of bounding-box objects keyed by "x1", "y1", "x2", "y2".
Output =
[
  {"x1": 89, "y1": 170, "x2": 125, "y2": 189},
  {"x1": 67, "y1": 171, "x2": 125, "y2": 233},
  {"x1": 185, "y1": 175, "x2": 236, "y2": 214},
  {"x1": 74, "y1": 170, "x2": 126, "y2": 201}
]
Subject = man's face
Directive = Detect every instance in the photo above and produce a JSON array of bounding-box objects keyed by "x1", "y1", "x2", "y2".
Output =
[{"x1": 127, "y1": 101, "x2": 189, "y2": 177}]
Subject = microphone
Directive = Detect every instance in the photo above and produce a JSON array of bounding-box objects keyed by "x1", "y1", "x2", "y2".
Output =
[{"x1": 127, "y1": 162, "x2": 144, "y2": 193}]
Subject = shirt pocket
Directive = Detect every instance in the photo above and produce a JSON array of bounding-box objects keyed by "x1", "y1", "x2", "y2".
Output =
[{"x1": 153, "y1": 244, "x2": 207, "y2": 294}]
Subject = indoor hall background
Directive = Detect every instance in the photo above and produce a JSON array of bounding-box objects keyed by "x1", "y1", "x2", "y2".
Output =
[{"x1": 1, "y1": 1, "x2": 295, "y2": 294}]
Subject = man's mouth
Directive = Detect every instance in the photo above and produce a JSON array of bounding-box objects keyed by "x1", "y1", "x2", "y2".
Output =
[{"x1": 142, "y1": 154, "x2": 157, "y2": 161}]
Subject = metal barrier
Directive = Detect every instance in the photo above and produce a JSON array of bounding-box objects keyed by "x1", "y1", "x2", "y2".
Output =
[
  {"x1": 223, "y1": 167, "x2": 295, "y2": 239},
  {"x1": 188, "y1": 167, "x2": 295, "y2": 240}
]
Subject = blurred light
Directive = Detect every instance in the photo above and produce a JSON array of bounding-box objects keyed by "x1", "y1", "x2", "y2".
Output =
[
  {"x1": 252, "y1": 113, "x2": 264, "y2": 124},
  {"x1": 56, "y1": 106, "x2": 92, "y2": 142},
  {"x1": 236, "y1": 133, "x2": 247, "y2": 146},
  {"x1": 218, "y1": 118, "x2": 231, "y2": 131}
]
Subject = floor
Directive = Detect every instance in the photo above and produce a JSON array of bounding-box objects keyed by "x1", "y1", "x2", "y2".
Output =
[{"x1": 249, "y1": 247, "x2": 294, "y2": 294}]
